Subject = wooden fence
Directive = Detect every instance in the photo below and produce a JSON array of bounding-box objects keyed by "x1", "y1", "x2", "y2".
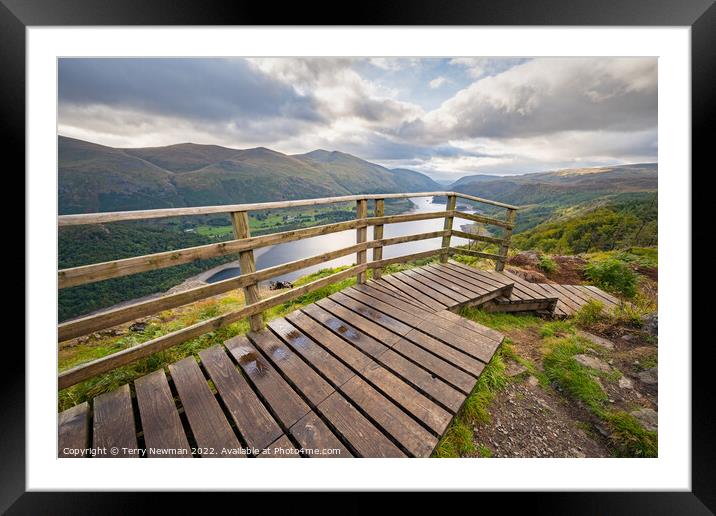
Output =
[{"x1": 58, "y1": 191, "x2": 518, "y2": 389}]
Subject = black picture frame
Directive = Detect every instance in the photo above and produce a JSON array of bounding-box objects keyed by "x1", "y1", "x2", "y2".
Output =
[{"x1": 3, "y1": 0, "x2": 711, "y2": 512}]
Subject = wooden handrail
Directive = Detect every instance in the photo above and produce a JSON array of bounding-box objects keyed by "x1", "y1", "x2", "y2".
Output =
[
  {"x1": 58, "y1": 211, "x2": 450, "y2": 289},
  {"x1": 57, "y1": 191, "x2": 520, "y2": 226},
  {"x1": 58, "y1": 247, "x2": 444, "y2": 389},
  {"x1": 57, "y1": 191, "x2": 518, "y2": 388},
  {"x1": 58, "y1": 230, "x2": 448, "y2": 342}
]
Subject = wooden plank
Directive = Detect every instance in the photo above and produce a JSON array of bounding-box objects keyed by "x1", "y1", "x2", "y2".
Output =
[
  {"x1": 286, "y1": 309, "x2": 375, "y2": 373},
  {"x1": 356, "y1": 199, "x2": 368, "y2": 284},
  {"x1": 250, "y1": 330, "x2": 335, "y2": 407},
  {"x1": 498, "y1": 270, "x2": 557, "y2": 302},
  {"x1": 168, "y1": 357, "x2": 241, "y2": 457},
  {"x1": 289, "y1": 411, "x2": 352, "y2": 458},
  {"x1": 301, "y1": 304, "x2": 454, "y2": 433},
  {"x1": 440, "y1": 194, "x2": 457, "y2": 263},
  {"x1": 339, "y1": 375, "x2": 438, "y2": 458},
  {"x1": 58, "y1": 218, "x2": 365, "y2": 290},
  {"x1": 316, "y1": 296, "x2": 405, "y2": 347},
  {"x1": 390, "y1": 337, "x2": 477, "y2": 395},
  {"x1": 59, "y1": 264, "x2": 367, "y2": 389},
  {"x1": 560, "y1": 283, "x2": 598, "y2": 306},
  {"x1": 406, "y1": 267, "x2": 472, "y2": 303},
  {"x1": 341, "y1": 287, "x2": 428, "y2": 327},
  {"x1": 198, "y1": 345, "x2": 282, "y2": 451},
  {"x1": 58, "y1": 191, "x2": 518, "y2": 227},
  {"x1": 268, "y1": 318, "x2": 354, "y2": 387},
  {"x1": 328, "y1": 291, "x2": 416, "y2": 335},
  {"x1": 360, "y1": 360, "x2": 454, "y2": 433},
  {"x1": 225, "y1": 335, "x2": 311, "y2": 428},
  {"x1": 366, "y1": 280, "x2": 434, "y2": 310},
  {"x1": 59, "y1": 240, "x2": 373, "y2": 343},
  {"x1": 495, "y1": 208, "x2": 516, "y2": 271},
  {"x1": 439, "y1": 263, "x2": 509, "y2": 294},
  {"x1": 316, "y1": 391, "x2": 406, "y2": 458},
  {"x1": 454, "y1": 191, "x2": 520, "y2": 210},
  {"x1": 381, "y1": 274, "x2": 447, "y2": 311},
  {"x1": 419, "y1": 265, "x2": 487, "y2": 298},
  {"x1": 393, "y1": 271, "x2": 458, "y2": 307},
  {"x1": 427, "y1": 263, "x2": 494, "y2": 295},
  {"x1": 330, "y1": 292, "x2": 476, "y2": 395},
  {"x1": 453, "y1": 211, "x2": 514, "y2": 229},
  {"x1": 231, "y1": 210, "x2": 263, "y2": 331},
  {"x1": 415, "y1": 319, "x2": 501, "y2": 364},
  {"x1": 372, "y1": 198, "x2": 385, "y2": 280},
  {"x1": 58, "y1": 191, "x2": 454, "y2": 226},
  {"x1": 538, "y1": 283, "x2": 582, "y2": 314},
  {"x1": 447, "y1": 261, "x2": 514, "y2": 289},
  {"x1": 134, "y1": 369, "x2": 191, "y2": 457},
  {"x1": 584, "y1": 285, "x2": 621, "y2": 306},
  {"x1": 450, "y1": 229, "x2": 505, "y2": 246},
  {"x1": 92, "y1": 384, "x2": 138, "y2": 457},
  {"x1": 58, "y1": 402, "x2": 89, "y2": 458},
  {"x1": 401, "y1": 328, "x2": 486, "y2": 378},
  {"x1": 430, "y1": 310, "x2": 505, "y2": 343},
  {"x1": 258, "y1": 435, "x2": 300, "y2": 458},
  {"x1": 276, "y1": 313, "x2": 438, "y2": 457}
]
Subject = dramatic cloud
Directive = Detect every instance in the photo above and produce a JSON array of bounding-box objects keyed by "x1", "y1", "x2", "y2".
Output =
[{"x1": 58, "y1": 57, "x2": 657, "y2": 180}]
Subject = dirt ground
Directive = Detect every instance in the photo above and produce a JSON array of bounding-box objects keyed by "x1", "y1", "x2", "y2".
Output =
[{"x1": 470, "y1": 322, "x2": 658, "y2": 458}]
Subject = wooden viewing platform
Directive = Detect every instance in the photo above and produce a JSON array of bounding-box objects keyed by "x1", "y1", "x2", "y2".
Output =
[{"x1": 57, "y1": 191, "x2": 621, "y2": 458}]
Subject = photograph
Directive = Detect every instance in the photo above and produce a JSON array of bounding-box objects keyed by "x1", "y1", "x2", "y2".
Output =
[{"x1": 56, "y1": 55, "x2": 660, "y2": 460}]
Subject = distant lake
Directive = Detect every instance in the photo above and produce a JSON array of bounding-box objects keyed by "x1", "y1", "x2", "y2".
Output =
[{"x1": 206, "y1": 197, "x2": 481, "y2": 285}]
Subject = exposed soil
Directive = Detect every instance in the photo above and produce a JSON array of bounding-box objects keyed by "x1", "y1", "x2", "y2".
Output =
[
  {"x1": 470, "y1": 376, "x2": 610, "y2": 458},
  {"x1": 470, "y1": 320, "x2": 658, "y2": 458}
]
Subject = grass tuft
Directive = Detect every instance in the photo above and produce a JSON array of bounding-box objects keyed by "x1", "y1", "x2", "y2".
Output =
[{"x1": 604, "y1": 411, "x2": 658, "y2": 457}]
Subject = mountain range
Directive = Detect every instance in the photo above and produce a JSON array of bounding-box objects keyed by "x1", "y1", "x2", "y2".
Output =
[{"x1": 58, "y1": 136, "x2": 440, "y2": 214}]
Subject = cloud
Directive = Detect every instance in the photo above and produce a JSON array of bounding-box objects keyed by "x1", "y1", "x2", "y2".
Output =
[
  {"x1": 429, "y1": 76, "x2": 448, "y2": 89},
  {"x1": 59, "y1": 58, "x2": 324, "y2": 125},
  {"x1": 400, "y1": 58, "x2": 657, "y2": 143},
  {"x1": 58, "y1": 57, "x2": 657, "y2": 179}
]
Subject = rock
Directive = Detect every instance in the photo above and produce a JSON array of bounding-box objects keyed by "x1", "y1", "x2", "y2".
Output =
[
  {"x1": 574, "y1": 354, "x2": 611, "y2": 372},
  {"x1": 508, "y1": 250, "x2": 541, "y2": 268},
  {"x1": 269, "y1": 280, "x2": 294, "y2": 290},
  {"x1": 129, "y1": 321, "x2": 149, "y2": 332},
  {"x1": 577, "y1": 330, "x2": 615, "y2": 350},
  {"x1": 507, "y1": 267, "x2": 548, "y2": 283},
  {"x1": 631, "y1": 408, "x2": 658, "y2": 432},
  {"x1": 621, "y1": 334, "x2": 635, "y2": 342},
  {"x1": 643, "y1": 313, "x2": 658, "y2": 337},
  {"x1": 506, "y1": 361, "x2": 528, "y2": 377},
  {"x1": 618, "y1": 376, "x2": 634, "y2": 389},
  {"x1": 526, "y1": 375, "x2": 540, "y2": 387},
  {"x1": 637, "y1": 367, "x2": 658, "y2": 385}
]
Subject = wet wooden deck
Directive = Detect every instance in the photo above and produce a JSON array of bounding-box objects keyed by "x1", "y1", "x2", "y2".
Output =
[{"x1": 58, "y1": 262, "x2": 621, "y2": 458}]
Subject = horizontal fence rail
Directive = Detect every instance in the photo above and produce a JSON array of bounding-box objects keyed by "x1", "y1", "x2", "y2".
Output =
[{"x1": 57, "y1": 191, "x2": 518, "y2": 389}]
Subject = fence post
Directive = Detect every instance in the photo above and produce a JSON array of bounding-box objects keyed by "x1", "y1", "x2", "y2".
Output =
[
  {"x1": 371, "y1": 198, "x2": 385, "y2": 280},
  {"x1": 495, "y1": 208, "x2": 516, "y2": 272},
  {"x1": 440, "y1": 194, "x2": 457, "y2": 263},
  {"x1": 356, "y1": 199, "x2": 368, "y2": 283},
  {"x1": 231, "y1": 211, "x2": 264, "y2": 331}
]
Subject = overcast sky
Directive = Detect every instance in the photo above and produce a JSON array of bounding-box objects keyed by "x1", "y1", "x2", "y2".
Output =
[{"x1": 58, "y1": 57, "x2": 657, "y2": 181}]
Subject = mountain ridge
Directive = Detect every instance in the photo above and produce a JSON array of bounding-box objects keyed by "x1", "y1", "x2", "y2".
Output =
[{"x1": 58, "y1": 136, "x2": 441, "y2": 214}]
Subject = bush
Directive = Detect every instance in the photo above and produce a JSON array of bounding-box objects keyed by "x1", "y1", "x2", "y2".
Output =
[
  {"x1": 585, "y1": 258, "x2": 638, "y2": 298},
  {"x1": 573, "y1": 300, "x2": 607, "y2": 328},
  {"x1": 538, "y1": 254, "x2": 558, "y2": 273}
]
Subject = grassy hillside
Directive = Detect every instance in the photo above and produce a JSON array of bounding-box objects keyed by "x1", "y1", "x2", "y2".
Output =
[
  {"x1": 450, "y1": 163, "x2": 657, "y2": 232},
  {"x1": 511, "y1": 194, "x2": 657, "y2": 254},
  {"x1": 59, "y1": 136, "x2": 440, "y2": 214}
]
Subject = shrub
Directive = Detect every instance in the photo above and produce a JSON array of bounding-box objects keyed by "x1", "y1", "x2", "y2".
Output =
[
  {"x1": 585, "y1": 258, "x2": 638, "y2": 298},
  {"x1": 538, "y1": 254, "x2": 558, "y2": 273},
  {"x1": 573, "y1": 300, "x2": 607, "y2": 328}
]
